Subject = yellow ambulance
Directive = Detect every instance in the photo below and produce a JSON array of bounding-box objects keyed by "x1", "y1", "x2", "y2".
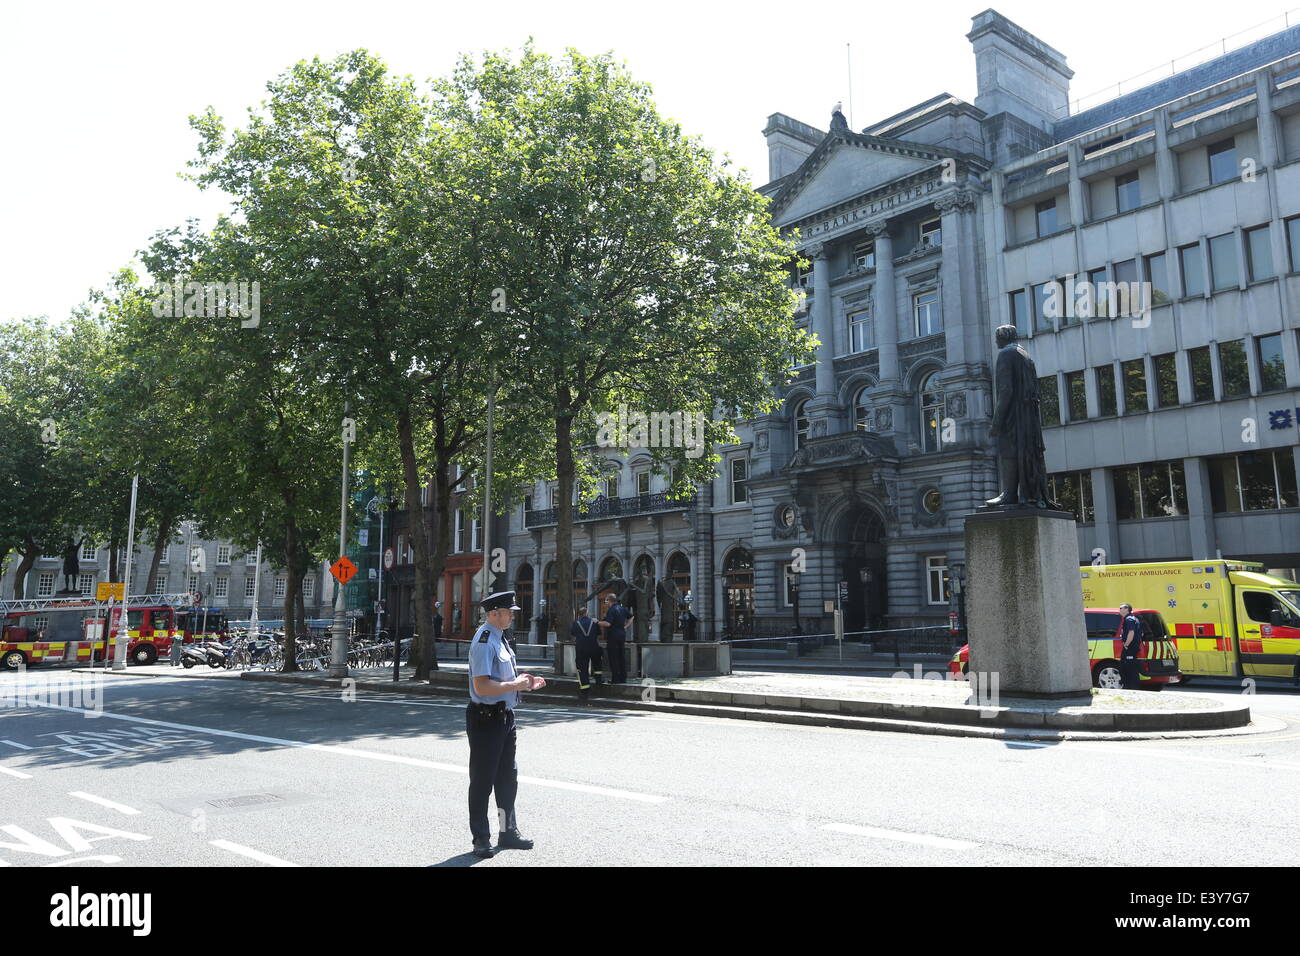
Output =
[{"x1": 1079, "y1": 560, "x2": 1300, "y2": 680}]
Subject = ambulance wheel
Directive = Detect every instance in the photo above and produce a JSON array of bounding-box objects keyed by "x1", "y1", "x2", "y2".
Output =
[
  {"x1": 133, "y1": 644, "x2": 157, "y2": 666},
  {"x1": 2, "y1": 650, "x2": 27, "y2": 671},
  {"x1": 182, "y1": 658, "x2": 196, "y2": 669},
  {"x1": 1094, "y1": 662, "x2": 1123, "y2": 689}
]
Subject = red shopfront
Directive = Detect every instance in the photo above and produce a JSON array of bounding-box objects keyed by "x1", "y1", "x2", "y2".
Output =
[{"x1": 440, "y1": 552, "x2": 483, "y2": 640}]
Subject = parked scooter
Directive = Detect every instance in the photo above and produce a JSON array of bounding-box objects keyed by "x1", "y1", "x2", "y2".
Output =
[{"x1": 181, "y1": 640, "x2": 228, "y2": 669}]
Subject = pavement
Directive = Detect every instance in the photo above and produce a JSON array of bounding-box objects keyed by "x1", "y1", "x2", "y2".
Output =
[{"x1": 4, "y1": 666, "x2": 1300, "y2": 866}]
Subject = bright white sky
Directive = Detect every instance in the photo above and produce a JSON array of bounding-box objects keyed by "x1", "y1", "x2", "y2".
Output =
[{"x1": 2, "y1": 0, "x2": 1294, "y2": 323}]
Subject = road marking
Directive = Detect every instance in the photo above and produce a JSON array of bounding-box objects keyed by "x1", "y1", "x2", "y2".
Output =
[
  {"x1": 68, "y1": 791, "x2": 141, "y2": 815},
  {"x1": 209, "y1": 839, "x2": 300, "y2": 867},
  {"x1": 821, "y1": 822, "x2": 979, "y2": 850},
  {"x1": 0, "y1": 764, "x2": 32, "y2": 779},
  {"x1": 1, "y1": 740, "x2": 32, "y2": 750},
  {"x1": 1013, "y1": 740, "x2": 1300, "y2": 772},
  {"x1": 25, "y1": 701, "x2": 669, "y2": 804}
]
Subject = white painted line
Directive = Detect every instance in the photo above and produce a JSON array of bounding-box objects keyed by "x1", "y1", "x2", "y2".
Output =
[
  {"x1": 1, "y1": 740, "x2": 32, "y2": 750},
  {"x1": 209, "y1": 839, "x2": 300, "y2": 867},
  {"x1": 68, "y1": 791, "x2": 141, "y2": 815},
  {"x1": 821, "y1": 822, "x2": 980, "y2": 850},
  {"x1": 1010, "y1": 740, "x2": 1300, "y2": 772},
  {"x1": 0, "y1": 764, "x2": 32, "y2": 779},
  {"x1": 28, "y1": 701, "x2": 669, "y2": 804}
]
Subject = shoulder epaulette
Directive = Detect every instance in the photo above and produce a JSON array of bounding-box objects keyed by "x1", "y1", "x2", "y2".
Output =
[{"x1": 476, "y1": 627, "x2": 491, "y2": 643}]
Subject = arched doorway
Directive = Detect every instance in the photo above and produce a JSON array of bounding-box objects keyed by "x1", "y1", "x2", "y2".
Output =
[
  {"x1": 722, "y1": 547, "x2": 754, "y2": 636},
  {"x1": 666, "y1": 552, "x2": 691, "y2": 638},
  {"x1": 836, "y1": 505, "x2": 887, "y2": 634},
  {"x1": 514, "y1": 563, "x2": 533, "y2": 632}
]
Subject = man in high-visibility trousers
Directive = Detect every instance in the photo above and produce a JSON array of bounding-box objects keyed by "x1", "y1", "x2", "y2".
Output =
[{"x1": 570, "y1": 606, "x2": 603, "y2": 703}]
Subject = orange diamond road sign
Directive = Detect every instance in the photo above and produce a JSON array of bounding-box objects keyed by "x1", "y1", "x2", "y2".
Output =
[{"x1": 330, "y1": 556, "x2": 358, "y2": 585}]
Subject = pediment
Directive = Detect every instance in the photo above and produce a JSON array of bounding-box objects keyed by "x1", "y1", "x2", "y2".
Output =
[{"x1": 769, "y1": 132, "x2": 946, "y2": 228}]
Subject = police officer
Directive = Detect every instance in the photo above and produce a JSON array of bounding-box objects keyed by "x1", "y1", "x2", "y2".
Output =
[
  {"x1": 571, "y1": 606, "x2": 603, "y2": 702},
  {"x1": 467, "y1": 590, "x2": 545, "y2": 859},
  {"x1": 1118, "y1": 603, "x2": 1142, "y2": 690}
]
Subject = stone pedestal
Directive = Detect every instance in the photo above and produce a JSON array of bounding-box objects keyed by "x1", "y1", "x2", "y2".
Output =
[{"x1": 965, "y1": 509, "x2": 1091, "y2": 697}]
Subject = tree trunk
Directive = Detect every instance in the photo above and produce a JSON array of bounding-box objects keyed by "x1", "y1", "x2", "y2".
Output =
[
  {"x1": 11, "y1": 536, "x2": 37, "y2": 599},
  {"x1": 428, "y1": 455, "x2": 453, "y2": 645},
  {"x1": 399, "y1": 406, "x2": 438, "y2": 679},
  {"x1": 553, "y1": 383, "x2": 576, "y2": 636},
  {"x1": 281, "y1": 521, "x2": 300, "y2": 672},
  {"x1": 145, "y1": 509, "x2": 176, "y2": 594}
]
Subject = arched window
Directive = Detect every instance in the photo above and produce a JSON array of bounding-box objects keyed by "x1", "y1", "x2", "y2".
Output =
[
  {"x1": 572, "y1": 559, "x2": 588, "y2": 616},
  {"x1": 667, "y1": 552, "x2": 691, "y2": 598},
  {"x1": 598, "y1": 555, "x2": 622, "y2": 586},
  {"x1": 793, "y1": 399, "x2": 810, "y2": 450},
  {"x1": 920, "y1": 371, "x2": 945, "y2": 453},
  {"x1": 514, "y1": 564, "x2": 534, "y2": 631},
  {"x1": 722, "y1": 548, "x2": 754, "y2": 636},
  {"x1": 854, "y1": 386, "x2": 873, "y2": 431}
]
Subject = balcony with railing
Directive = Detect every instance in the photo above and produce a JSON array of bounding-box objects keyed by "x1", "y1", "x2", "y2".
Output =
[{"x1": 524, "y1": 492, "x2": 697, "y2": 528}]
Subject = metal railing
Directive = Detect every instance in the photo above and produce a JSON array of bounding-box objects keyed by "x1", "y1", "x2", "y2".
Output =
[{"x1": 525, "y1": 492, "x2": 696, "y2": 527}]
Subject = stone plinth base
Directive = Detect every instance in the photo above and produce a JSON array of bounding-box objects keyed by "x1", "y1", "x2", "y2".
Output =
[{"x1": 965, "y1": 508, "x2": 1092, "y2": 697}]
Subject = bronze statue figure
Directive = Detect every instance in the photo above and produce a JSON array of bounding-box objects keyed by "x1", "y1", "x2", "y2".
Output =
[
  {"x1": 60, "y1": 537, "x2": 83, "y2": 593},
  {"x1": 985, "y1": 325, "x2": 1057, "y2": 510}
]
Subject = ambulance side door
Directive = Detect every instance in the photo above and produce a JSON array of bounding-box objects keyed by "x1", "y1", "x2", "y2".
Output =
[
  {"x1": 1237, "y1": 590, "x2": 1299, "y2": 679},
  {"x1": 1181, "y1": 596, "x2": 1232, "y2": 676}
]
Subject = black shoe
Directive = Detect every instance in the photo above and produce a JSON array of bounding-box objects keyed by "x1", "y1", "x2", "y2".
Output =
[
  {"x1": 497, "y1": 829, "x2": 534, "y2": 850},
  {"x1": 472, "y1": 839, "x2": 496, "y2": 859}
]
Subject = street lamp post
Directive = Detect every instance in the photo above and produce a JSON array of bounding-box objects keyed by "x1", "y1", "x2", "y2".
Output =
[{"x1": 327, "y1": 405, "x2": 353, "y2": 679}]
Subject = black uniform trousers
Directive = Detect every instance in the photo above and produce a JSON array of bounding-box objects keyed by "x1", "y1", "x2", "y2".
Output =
[
  {"x1": 576, "y1": 640, "x2": 603, "y2": 692},
  {"x1": 606, "y1": 633, "x2": 627, "y2": 683},
  {"x1": 466, "y1": 703, "x2": 518, "y2": 842},
  {"x1": 1120, "y1": 647, "x2": 1141, "y2": 689}
]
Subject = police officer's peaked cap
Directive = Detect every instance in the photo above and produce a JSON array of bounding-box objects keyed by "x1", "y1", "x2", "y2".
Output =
[{"x1": 481, "y1": 590, "x2": 521, "y2": 612}]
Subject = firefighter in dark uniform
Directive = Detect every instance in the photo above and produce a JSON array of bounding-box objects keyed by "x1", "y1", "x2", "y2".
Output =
[
  {"x1": 571, "y1": 606, "x2": 603, "y2": 702},
  {"x1": 467, "y1": 590, "x2": 545, "y2": 859},
  {"x1": 1118, "y1": 602, "x2": 1142, "y2": 690}
]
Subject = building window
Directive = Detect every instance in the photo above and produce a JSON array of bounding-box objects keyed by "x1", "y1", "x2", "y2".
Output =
[
  {"x1": 1121, "y1": 358, "x2": 1148, "y2": 414},
  {"x1": 245, "y1": 577, "x2": 257, "y2": 599},
  {"x1": 604, "y1": 476, "x2": 618, "y2": 499},
  {"x1": 1288, "y1": 216, "x2": 1300, "y2": 272},
  {"x1": 1144, "y1": 253, "x2": 1169, "y2": 306},
  {"x1": 187, "y1": 575, "x2": 198, "y2": 594},
  {"x1": 1257, "y1": 334, "x2": 1287, "y2": 392},
  {"x1": 925, "y1": 556, "x2": 950, "y2": 605},
  {"x1": 1179, "y1": 244, "x2": 1204, "y2": 296},
  {"x1": 472, "y1": 517, "x2": 482, "y2": 552},
  {"x1": 1153, "y1": 353, "x2": 1180, "y2": 408},
  {"x1": 730, "y1": 457, "x2": 748, "y2": 504},
  {"x1": 1095, "y1": 365, "x2": 1118, "y2": 416},
  {"x1": 1115, "y1": 170, "x2": 1141, "y2": 212},
  {"x1": 1209, "y1": 233, "x2": 1238, "y2": 291},
  {"x1": 1048, "y1": 471, "x2": 1095, "y2": 523},
  {"x1": 919, "y1": 373, "x2": 945, "y2": 453},
  {"x1": 1113, "y1": 461, "x2": 1188, "y2": 519},
  {"x1": 1188, "y1": 346, "x2": 1215, "y2": 401},
  {"x1": 274, "y1": 577, "x2": 286, "y2": 599},
  {"x1": 1209, "y1": 451, "x2": 1299, "y2": 512},
  {"x1": 1008, "y1": 289, "x2": 1028, "y2": 334},
  {"x1": 1207, "y1": 137, "x2": 1237, "y2": 185},
  {"x1": 920, "y1": 218, "x2": 941, "y2": 248},
  {"x1": 853, "y1": 386, "x2": 873, "y2": 431},
  {"x1": 1218, "y1": 339, "x2": 1250, "y2": 398},
  {"x1": 1246, "y1": 225, "x2": 1273, "y2": 281},
  {"x1": 33, "y1": 616, "x2": 49, "y2": 632},
  {"x1": 78, "y1": 574, "x2": 94, "y2": 596},
  {"x1": 81, "y1": 544, "x2": 97, "y2": 562},
  {"x1": 216, "y1": 545, "x2": 231, "y2": 565},
  {"x1": 796, "y1": 261, "x2": 813, "y2": 290},
  {"x1": 246, "y1": 551, "x2": 259, "y2": 566},
  {"x1": 214, "y1": 576, "x2": 228, "y2": 599},
  {"x1": 793, "y1": 400, "x2": 810, "y2": 450},
  {"x1": 1033, "y1": 281, "x2": 1059, "y2": 332},
  {"x1": 912, "y1": 290, "x2": 940, "y2": 338},
  {"x1": 159, "y1": 546, "x2": 170, "y2": 565},
  {"x1": 852, "y1": 240, "x2": 875, "y2": 270},
  {"x1": 1035, "y1": 198, "x2": 1058, "y2": 237},
  {"x1": 455, "y1": 509, "x2": 467, "y2": 552},
  {"x1": 303, "y1": 574, "x2": 315, "y2": 598},
  {"x1": 37, "y1": 573, "x2": 55, "y2": 598},
  {"x1": 848, "y1": 309, "x2": 874, "y2": 353},
  {"x1": 1065, "y1": 370, "x2": 1087, "y2": 421},
  {"x1": 1086, "y1": 267, "x2": 1108, "y2": 318},
  {"x1": 1039, "y1": 375, "x2": 1061, "y2": 426}
]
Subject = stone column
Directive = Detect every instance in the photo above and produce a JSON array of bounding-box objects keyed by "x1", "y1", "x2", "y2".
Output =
[
  {"x1": 1183, "y1": 457, "x2": 1217, "y2": 560},
  {"x1": 935, "y1": 190, "x2": 978, "y2": 369},
  {"x1": 1090, "y1": 466, "x2": 1119, "y2": 565},
  {"x1": 1153, "y1": 107, "x2": 1177, "y2": 199},
  {"x1": 809, "y1": 241, "x2": 835, "y2": 399},
  {"x1": 870, "y1": 223, "x2": 898, "y2": 382}
]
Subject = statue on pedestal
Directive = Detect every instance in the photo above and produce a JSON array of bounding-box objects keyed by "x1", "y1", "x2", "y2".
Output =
[
  {"x1": 984, "y1": 325, "x2": 1057, "y2": 510},
  {"x1": 60, "y1": 537, "x2": 83, "y2": 594}
]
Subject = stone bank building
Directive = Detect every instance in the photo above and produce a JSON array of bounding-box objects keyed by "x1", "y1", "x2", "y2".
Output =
[{"x1": 505, "y1": 9, "x2": 1300, "y2": 641}]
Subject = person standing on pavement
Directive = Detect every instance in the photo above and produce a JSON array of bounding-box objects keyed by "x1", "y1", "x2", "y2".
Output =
[
  {"x1": 597, "y1": 593, "x2": 630, "y2": 684},
  {"x1": 571, "y1": 606, "x2": 603, "y2": 702},
  {"x1": 1117, "y1": 603, "x2": 1142, "y2": 689},
  {"x1": 433, "y1": 602, "x2": 443, "y2": 642},
  {"x1": 467, "y1": 590, "x2": 545, "y2": 859}
]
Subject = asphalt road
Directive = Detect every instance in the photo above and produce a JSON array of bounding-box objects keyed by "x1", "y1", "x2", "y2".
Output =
[{"x1": 3, "y1": 668, "x2": 1300, "y2": 867}]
